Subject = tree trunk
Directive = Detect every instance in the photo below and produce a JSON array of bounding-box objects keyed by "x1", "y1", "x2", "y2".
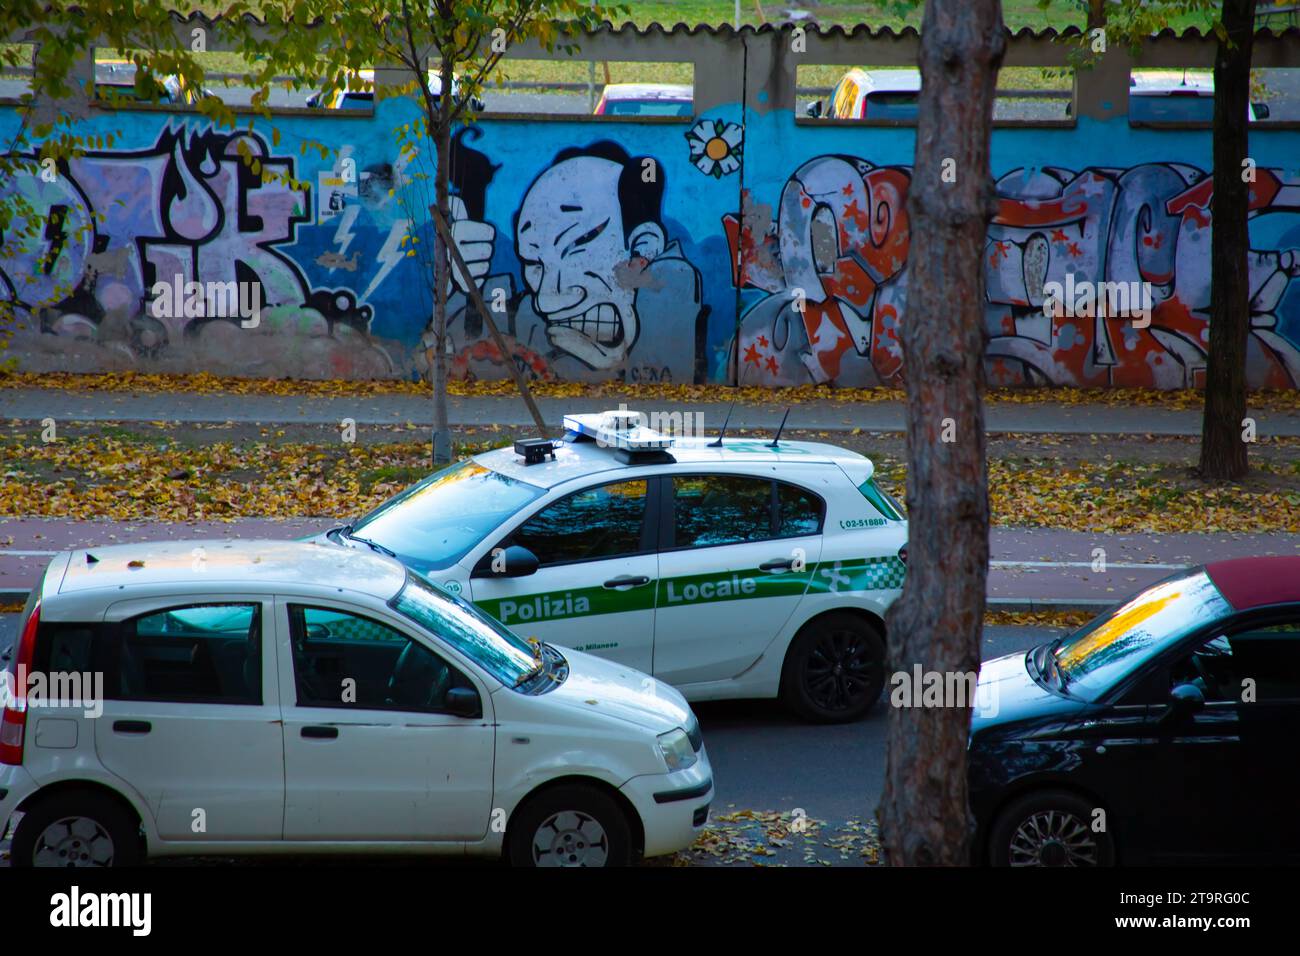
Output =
[
  {"x1": 1086, "y1": 0, "x2": 1105, "y2": 30},
  {"x1": 431, "y1": 56, "x2": 455, "y2": 466},
  {"x1": 878, "y1": 0, "x2": 1003, "y2": 867},
  {"x1": 1198, "y1": 0, "x2": 1256, "y2": 482}
]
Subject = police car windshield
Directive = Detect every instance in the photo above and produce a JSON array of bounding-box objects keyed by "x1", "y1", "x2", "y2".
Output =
[
  {"x1": 392, "y1": 572, "x2": 538, "y2": 686},
  {"x1": 350, "y1": 459, "x2": 544, "y2": 572}
]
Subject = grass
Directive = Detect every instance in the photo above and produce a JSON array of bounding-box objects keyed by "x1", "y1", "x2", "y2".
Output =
[{"x1": 122, "y1": 0, "x2": 1090, "y2": 30}]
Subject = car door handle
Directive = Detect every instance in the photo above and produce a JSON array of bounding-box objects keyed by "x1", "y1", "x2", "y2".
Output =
[
  {"x1": 301, "y1": 725, "x2": 339, "y2": 739},
  {"x1": 759, "y1": 558, "x2": 795, "y2": 573},
  {"x1": 604, "y1": 575, "x2": 650, "y2": 590},
  {"x1": 113, "y1": 720, "x2": 152, "y2": 734}
]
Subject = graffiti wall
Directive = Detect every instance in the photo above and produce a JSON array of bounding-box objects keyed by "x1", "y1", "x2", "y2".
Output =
[
  {"x1": 729, "y1": 156, "x2": 1300, "y2": 389},
  {"x1": 2, "y1": 44, "x2": 1299, "y2": 388},
  {"x1": 0, "y1": 125, "x2": 397, "y2": 378},
  {"x1": 0, "y1": 102, "x2": 739, "y2": 383}
]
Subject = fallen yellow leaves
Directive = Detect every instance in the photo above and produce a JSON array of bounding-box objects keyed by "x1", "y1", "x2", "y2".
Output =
[
  {"x1": 876, "y1": 457, "x2": 1300, "y2": 534},
  {"x1": 984, "y1": 609, "x2": 1095, "y2": 629},
  {"x1": 645, "y1": 810, "x2": 882, "y2": 867},
  {"x1": 2, "y1": 433, "x2": 1296, "y2": 533},
  {"x1": 4, "y1": 370, "x2": 1300, "y2": 411},
  {"x1": 0, "y1": 435, "x2": 453, "y2": 522}
]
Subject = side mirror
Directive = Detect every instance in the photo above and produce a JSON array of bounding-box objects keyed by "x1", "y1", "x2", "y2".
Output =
[
  {"x1": 444, "y1": 686, "x2": 482, "y2": 719},
  {"x1": 472, "y1": 544, "x2": 539, "y2": 579},
  {"x1": 805, "y1": 99, "x2": 824, "y2": 119},
  {"x1": 1252, "y1": 101, "x2": 1270, "y2": 120},
  {"x1": 1162, "y1": 682, "x2": 1205, "y2": 723}
]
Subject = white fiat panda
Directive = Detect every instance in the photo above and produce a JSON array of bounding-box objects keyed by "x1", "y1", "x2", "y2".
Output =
[
  {"x1": 318, "y1": 411, "x2": 908, "y2": 722},
  {"x1": 0, "y1": 540, "x2": 711, "y2": 867}
]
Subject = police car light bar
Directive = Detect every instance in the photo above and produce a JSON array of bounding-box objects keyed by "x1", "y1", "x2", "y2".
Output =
[{"x1": 563, "y1": 411, "x2": 674, "y2": 451}]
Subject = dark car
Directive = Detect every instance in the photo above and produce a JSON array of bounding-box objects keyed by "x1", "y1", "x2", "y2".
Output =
[{"x1": 969, "y1": 556, "x2": 1300, "y2": 866}]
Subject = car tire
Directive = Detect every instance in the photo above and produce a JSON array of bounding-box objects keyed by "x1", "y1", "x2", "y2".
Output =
[
  {"x1": 508, "y1": 784, "x2": 634, "y2": 868},
  {"x1": 780, "y1": 612, "x2": 886, "y2": 723},
  {"x1": 987, "y1": 790, "x2": 1115, "y2": 867},
  {"x1": 11, "y1": 790, "x2": 142, "y2": 868}
]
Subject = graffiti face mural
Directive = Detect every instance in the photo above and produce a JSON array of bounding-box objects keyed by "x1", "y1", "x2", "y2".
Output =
[
  {"x1": 728, "y1": 157, "x2": 1300, "y2": 389},
  {"x1": 443, "y1": 138, "x2": 707, "y2": 383},
  {"x1": 516, "y1": 151, "x2": 653, "y2": 368}
]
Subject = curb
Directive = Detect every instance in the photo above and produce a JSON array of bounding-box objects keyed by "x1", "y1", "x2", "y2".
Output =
[
  {"x1": 986, "y1": 597, "x2": 1112, "y2": 614},
  {"x1": 0, "y1": 411, "x2": 1228, "y2": 439}
]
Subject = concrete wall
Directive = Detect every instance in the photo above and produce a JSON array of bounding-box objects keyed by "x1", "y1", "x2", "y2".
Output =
[{"x1": 2, "y1": 22, "x2": 1298, "y2": 388}]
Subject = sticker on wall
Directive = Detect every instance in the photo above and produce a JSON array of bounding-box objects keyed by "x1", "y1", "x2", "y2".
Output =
[
  {"x1": 686, "y1": 119, "x2": 743, "y2": 178},
  {"x1": 318, "y1": 170, "x2": 357, "y2": 223}
]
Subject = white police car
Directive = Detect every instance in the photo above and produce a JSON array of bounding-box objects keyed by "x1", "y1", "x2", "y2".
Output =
[{"x1": 319, "y1": 411, "x2": 907, "y2": 722}]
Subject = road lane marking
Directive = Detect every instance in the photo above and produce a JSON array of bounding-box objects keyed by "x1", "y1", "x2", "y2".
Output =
[{"x1": 991, "y1": 560, "x2": 1185, "y2": 570}]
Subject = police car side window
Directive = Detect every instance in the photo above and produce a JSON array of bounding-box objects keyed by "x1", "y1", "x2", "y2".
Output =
[
  {"x1": 673, "y1": 476, "x2": 773, "y2": 548},
  {"x1": 510, "y1": 479, "x2": 650, "y2": 567},
  {"x1": 776, "y1": 482, "x2": 824, "y2": 537}
]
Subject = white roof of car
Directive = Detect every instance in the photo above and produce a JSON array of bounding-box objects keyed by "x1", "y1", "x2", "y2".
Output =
[
  {"x1": 51, "y1": 539, "x2": 407, "y2": 600},
  {"x1": 1130, "y1": 71, "x2": 1213, "y2": 96},
  {"x1": 843, "y1": 68, "x2": 922, "y2": 93},
  {"x1": 602, "y1": 83, "x2": 693, "y2": 100},
  {"x1": 479, "y1": 433, "x2": 871, "y2": 490}
]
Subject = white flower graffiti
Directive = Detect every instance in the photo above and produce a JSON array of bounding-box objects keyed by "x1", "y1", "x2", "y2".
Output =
[{"x1": 686, "y1": 119, "x2": 743, "y2": 178}]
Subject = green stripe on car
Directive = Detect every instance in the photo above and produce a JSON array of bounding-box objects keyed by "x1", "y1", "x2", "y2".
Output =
[{"x1": 472, "y1": 557, "x2": 906, "y2": 626}]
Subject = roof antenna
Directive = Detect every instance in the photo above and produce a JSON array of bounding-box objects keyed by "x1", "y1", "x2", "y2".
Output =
[
  {"x1": 708, "y1": 400, "x2": 736, "y2": 448},
  {"x1": 768, "y1": 407, "x2": 791, "y2": 449}
]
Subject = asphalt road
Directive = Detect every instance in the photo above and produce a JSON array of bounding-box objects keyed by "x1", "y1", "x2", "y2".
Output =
[{"x1": 691, "y1": 624, "x2": 1052, "y2": 823}]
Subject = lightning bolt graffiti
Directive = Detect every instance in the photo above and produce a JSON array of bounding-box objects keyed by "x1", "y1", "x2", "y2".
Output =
[
  {"x1": 362, "y1": 218, "x2": 410, "y2": 300},
  {"x1": 329, "y1": 205, "x2": 360, "y2": 269},
  {"x1": 323, "y1": 145, "x2": 359, "y2": 272},
  {"x1": 40, "y1": 205, "x2": 69, "y2": 275}
]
